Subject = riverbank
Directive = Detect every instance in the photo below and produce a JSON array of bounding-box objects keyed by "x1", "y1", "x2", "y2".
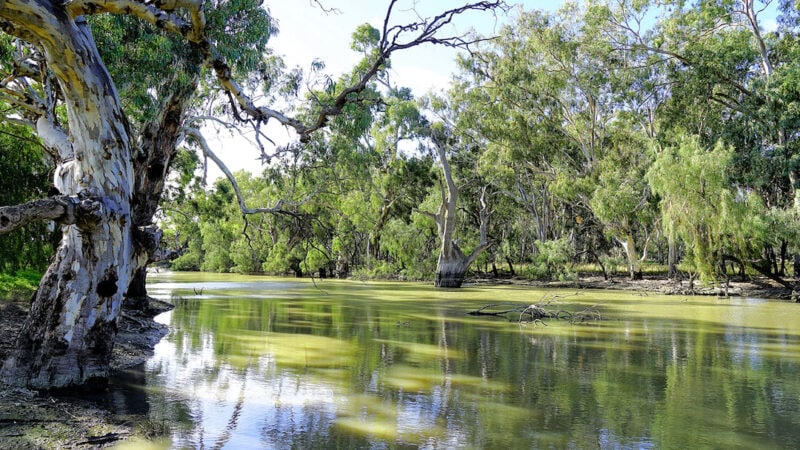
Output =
[
  {"x1": 0, "y1": 274, "x2": 795, "y2": 448},
  {"x1": 468, "y1": 274, "x2": 797, "y2": 301},
  {"x1": 0, "y1": 296, "x2": 172, "y2": 449}
]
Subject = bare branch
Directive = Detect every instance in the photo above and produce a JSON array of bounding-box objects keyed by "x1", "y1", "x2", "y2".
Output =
[
  {"x1": 309, "y1": 0, "x2": 341, "y2": 15},
  {"x1": 206, "y1": 1, "x2": 507, "y2": 142},
  {"x1": 54, "y1": 0, "x2": 505, "y2": 147},
  {"x1": 183, "y1": 127, "x2": 308, "y2": 217},
  {"x1": 0, "y1": 195, "x2": 105, "y2": 235}
]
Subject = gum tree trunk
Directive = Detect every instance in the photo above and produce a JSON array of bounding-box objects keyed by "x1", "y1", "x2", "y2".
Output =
[
  {"x1": 435, "y1": 247, "x2": 471, "y2": 288},
  {"x1": 428, "y1": 135, "x2": 490, "y2": 288},
  {"x1": 618, "y1": 232, "x2": 643, "y2": 280},
  {"x1": 0, "y1": 10, "x2": 134, "y2": 388}
]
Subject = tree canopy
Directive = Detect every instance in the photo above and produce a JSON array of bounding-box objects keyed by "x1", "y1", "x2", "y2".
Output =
[{"x1": 160, "y1": 0, "x2": 800, "y2": 290}]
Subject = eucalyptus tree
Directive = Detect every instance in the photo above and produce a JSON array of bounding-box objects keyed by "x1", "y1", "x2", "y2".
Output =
[
  {"x1": 453, "y1": 2, "x2": 663, "y2": 279},
  {"x1": 455, "y1": 6, "x2": 600, "y2": 247},
  {"x1": 633, "y1": 0, "x2": 800, "y2": 279},
  {"x1": 420, "y1": 90, "x2": 494, "y2": 287},
  {"x1": 589, "y1": 125, "x2": 658, "y2": 280},
  {"x1": 0, "y1": 0, "x2": 506, "y2": 388},
  {"x1": 647, "y1": 135, "x2": 767, "y2": 286},
  {"x1": 363, "y1": 90, "x2": 434, "y2": 263}
]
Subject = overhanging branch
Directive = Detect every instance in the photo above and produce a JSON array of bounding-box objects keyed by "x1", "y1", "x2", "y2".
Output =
[
  {"x1": 183, "y1": 127, "x2": 307, "y2": 217},
  {"x1": 206, "y1": 1, "x2": 507, "y2": 143},
  {"x1": 0, "y1": 196, "x2": 75, "y2": 235}
]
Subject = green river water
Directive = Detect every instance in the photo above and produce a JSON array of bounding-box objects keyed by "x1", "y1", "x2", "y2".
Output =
[{"x1": 113, "y1": 272, "x2": 800, "y2": 449}]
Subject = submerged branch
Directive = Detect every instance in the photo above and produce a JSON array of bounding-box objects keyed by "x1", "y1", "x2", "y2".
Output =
[{"x1": 466, "y1": 292, "x2": 601, "y2": 325}]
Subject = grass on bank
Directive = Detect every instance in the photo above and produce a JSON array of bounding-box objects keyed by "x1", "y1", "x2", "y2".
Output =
[{"x1": 0, "y1": 270, "x2": 41, "y2": 301}]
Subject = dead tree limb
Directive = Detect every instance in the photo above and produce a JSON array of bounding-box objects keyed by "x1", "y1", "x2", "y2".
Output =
[
  {"x1": 0, "y1": 194, "x2": 107, "y2": 235},
  {"x1": 467, "y1": 292, "x2": 600, "y2": 325}
]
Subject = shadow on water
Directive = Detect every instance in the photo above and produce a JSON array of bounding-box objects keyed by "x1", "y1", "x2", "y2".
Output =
[{"x1": 39, "y1": 364, "x2": 152, "y2": 417}]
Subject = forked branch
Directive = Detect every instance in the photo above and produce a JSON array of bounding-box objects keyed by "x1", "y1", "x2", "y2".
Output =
[
  {"x1": 207, "y1": 1, "x2": 507, "y2": 142},
  {"x1": 183, "y1": 127, "x2": 309, "y2": 217}
]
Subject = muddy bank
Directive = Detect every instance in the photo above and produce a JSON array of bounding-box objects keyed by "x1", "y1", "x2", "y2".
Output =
[
  {"x1": 467, "y1": 274, "x2": 796, "y2": 301},
  {"x1": 0, "y1": 296, "x2": 173, "y2": 449}
]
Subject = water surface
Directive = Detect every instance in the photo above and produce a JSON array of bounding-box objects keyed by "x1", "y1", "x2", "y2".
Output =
[{"x1": 115, "y1": 272, "x2": 800, "y2": 449}]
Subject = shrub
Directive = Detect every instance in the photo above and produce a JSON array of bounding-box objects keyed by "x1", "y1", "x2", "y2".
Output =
[{"x1": 522, "y1": 238, "x2": 574, "y2": 281}]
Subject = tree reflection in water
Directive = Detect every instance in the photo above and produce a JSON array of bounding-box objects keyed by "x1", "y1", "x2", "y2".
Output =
[{"x1": 127, "y1": 273, "x2": 800, "y2": 449}]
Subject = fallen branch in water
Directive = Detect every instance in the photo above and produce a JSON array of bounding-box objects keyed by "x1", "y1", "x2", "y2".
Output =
[
  {"x1": 466, "y1": 302, "x2": 526, "y2": 316},
  {"x1": 466, "y1": 292, "x2": 601, "y2": 325}
]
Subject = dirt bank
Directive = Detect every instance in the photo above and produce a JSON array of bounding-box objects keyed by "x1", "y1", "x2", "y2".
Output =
[
  {"x1": 0, "y1": 296, "x2": 173, "y2": 449},
  {"x1": 468, "y1": 274, "x2": 796, "y2": 301}
]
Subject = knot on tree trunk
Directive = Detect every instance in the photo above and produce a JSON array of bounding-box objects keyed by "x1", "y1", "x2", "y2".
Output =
[
  {"x1": 71, "y1": 194, "x2": 105, "y2": 230},
  {"x1": 133, "y1": 225, "x2": 162, "y2": 255}
]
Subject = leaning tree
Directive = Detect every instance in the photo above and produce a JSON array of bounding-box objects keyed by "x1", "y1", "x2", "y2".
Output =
[{"x1": 0, "y1": 0, "x2": 505, "y2": 389}]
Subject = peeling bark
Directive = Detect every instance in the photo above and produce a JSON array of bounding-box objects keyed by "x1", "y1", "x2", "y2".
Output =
[
  {"x1": 428, "y1": 133, "x2": 491, "y2": 288},
  {"x1": 0, "y1": 10, "x2": 134, "y2": 389},
  {"x1": 0, "y1": 196, "x2": 72, "y2": 235}
]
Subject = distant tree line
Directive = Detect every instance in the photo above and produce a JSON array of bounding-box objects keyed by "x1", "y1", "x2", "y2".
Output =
[{"x1": 161, "y1": 1, "x2": 800, "y2": 289}]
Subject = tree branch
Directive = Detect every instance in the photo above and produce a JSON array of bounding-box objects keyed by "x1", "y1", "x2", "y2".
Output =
[
  {"x1": 182, "y1": 127, "x2": 308, "y2": 217},
  {"x1": 65, "y1": 0, "x2": 206, "y2": 43},
  {"x1": 206, "y1": 1, "x2": 507, "y2": 142},
  {"x1": 54, "y1": 0, "x2": 506, "y2": 147},
  {"x1": 0, "y1": 195, "x2": 84, "y2": 235}
]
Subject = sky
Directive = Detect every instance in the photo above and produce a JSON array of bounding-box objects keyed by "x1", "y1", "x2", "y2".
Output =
[
  {"x1": 205, "y1": 1, "x2": 560, "y2": 178},
  {"x1": 265, "y1": 1, "x2": 552, "y2": 95}
]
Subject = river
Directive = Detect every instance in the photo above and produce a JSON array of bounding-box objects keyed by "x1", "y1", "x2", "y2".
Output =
[{"x1": 112, "y1": 272, "x2": 800, "y2": 449}]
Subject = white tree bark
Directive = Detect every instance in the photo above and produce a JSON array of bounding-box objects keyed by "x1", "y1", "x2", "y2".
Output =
[
  {"x1": 428, "y1": 133, "x2": 491, "y2": 288},
  {"x1": 0, "y1": 8, "x2": 134, "y2": 388}
]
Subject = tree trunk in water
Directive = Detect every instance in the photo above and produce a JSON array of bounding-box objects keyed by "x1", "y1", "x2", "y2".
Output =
[
  {"x1": 435, "y1": 251, "x2": 470, "y2": 288},
  {"x1": 428, "y1": 134, "x2": 491, "y2": 289},
  {"x1": 667, "y1": 237, "x2": 678, "y2": 279},
  {"x1": 126, "y1": 74, "x2": 199, "y2": 303},
  {"x1": 1, "y1": 15, "x2": 134, "y2": 388}
]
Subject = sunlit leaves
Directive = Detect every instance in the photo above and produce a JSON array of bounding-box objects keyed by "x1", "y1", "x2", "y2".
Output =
[
  {"x1": 646, "y1": 135, "x2": 765, "y2": 281},
  {"x1": 0, "y1": 124, "x2": 53, "y2": 272},
  {"x1": 351, "y1": 23, "x2": 381, "y2": 53}
]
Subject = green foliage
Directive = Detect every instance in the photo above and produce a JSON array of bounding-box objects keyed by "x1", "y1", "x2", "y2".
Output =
[
  {"x1": 91, "y1": 1, "x2": 276, "y2": 126},
  {"x1": 157, "y1": 2, "x2": 800, "y2": 287},
  {"x1": 350, "y1": 24, "x2": 381, "y2": 53},
  {"x1": 0, "y1": 270, "x2": 40, "y2": 300},
  {"x1": 647, "y1": 135, "x2": 764, "y2": 282},
  {"x1": 522, "y1": 238, "x2": 575, "y2": 281},
  {"x1": 0, "y1": 125, "x2": 54, "y2": 273}
]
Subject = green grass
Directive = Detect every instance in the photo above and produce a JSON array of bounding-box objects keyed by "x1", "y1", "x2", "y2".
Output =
[{"x1": 0, "y1": 270, "x2": 41, "y2": 301}]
